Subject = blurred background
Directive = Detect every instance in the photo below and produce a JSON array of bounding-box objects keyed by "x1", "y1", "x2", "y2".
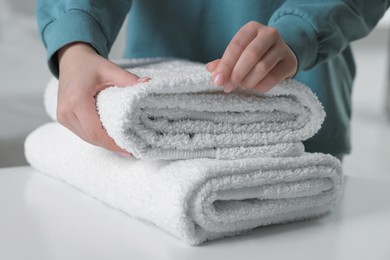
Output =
[{"x1": 0, "y1": 0, "x2": 389, "y2": 181}]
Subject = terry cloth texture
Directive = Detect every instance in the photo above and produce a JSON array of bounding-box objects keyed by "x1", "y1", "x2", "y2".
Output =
[
  {"x1": 25, "y1": 123, "x2": 343, "y2": 245},
  {"x1": 44, "y1": 59, "x2": 325, "y2": 160},
  {"x1": 27, "y1": 59, "x2": 343, "y2": 245}
]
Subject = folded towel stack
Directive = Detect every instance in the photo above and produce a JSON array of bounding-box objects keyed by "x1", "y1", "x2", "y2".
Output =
[{"x1": 25, "y1": 59, "x2": 343, "y2": 245}]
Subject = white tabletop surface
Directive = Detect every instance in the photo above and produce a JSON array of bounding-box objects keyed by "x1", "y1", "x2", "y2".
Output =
[{"x1": 0, "y1": 167, "x2": 389, "y2": 260}]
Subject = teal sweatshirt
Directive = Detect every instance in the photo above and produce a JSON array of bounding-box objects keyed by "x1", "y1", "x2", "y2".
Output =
[{"x1": 36, "y1": 0, "x2": 389, "y2": 156}]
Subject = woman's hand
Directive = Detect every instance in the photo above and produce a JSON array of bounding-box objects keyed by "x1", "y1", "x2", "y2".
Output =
[
  {"x1": 57, "y1": 42, "x2": 149, "y2": 157},
  {"x1": 207, "y1": 21, "x2": 297, "y2": 93}
]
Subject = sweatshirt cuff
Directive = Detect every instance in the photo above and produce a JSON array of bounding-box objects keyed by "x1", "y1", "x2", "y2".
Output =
[
  {"x1": 41, "y1": 9, "x2": 109, "y2": 77},
  {"x1": 268, "y1": 12, "x2": 318, "y2": 72}
]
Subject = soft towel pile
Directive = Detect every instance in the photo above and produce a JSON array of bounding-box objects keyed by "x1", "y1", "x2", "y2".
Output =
[{"x1": 25, "y1": 59, "x2": 343, "y2": 245}]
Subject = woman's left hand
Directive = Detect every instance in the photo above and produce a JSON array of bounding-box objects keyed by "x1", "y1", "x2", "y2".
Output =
[{"x1": 207, "y1": 21, "x2": 297, "y2": 93}]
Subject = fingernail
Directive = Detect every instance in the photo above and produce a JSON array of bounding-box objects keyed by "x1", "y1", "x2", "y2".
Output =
[
  {"x1": 224, "y1": 81, "x2": 235, "y2": 93},
  {"x1": 137, "y1": 77, "x2": 150, "y2": 82},
  {"x1": 117, "y1": 151, "x2": 132, "y2": 158},
  {"x1": 213, "y1": 73, "x2": 224, "y2": 87}
]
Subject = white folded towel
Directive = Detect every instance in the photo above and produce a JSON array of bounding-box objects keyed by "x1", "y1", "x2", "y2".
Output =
[
  {"x1": 25, "y1": 123, "x2": 343, "y2": 245},
  {"x1": 44, "y1": 59, "x2": 325, "y2": 160}
]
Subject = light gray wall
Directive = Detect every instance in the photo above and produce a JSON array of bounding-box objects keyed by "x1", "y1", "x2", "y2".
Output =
[
  {"x1": 6, "y1": 0, "x2": 36, "y2": 15},
  {"x1": 0, "y1": 0, "x2": 126, "y2": 59}
]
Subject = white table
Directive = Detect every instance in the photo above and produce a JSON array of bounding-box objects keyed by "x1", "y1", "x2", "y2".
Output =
[{"x1": 1, "y1": 167, "x2": 389, "y2": 260}]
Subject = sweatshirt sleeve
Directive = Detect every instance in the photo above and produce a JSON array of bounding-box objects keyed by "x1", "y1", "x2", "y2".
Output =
[
  {"x1": 268, "y1": 0, "x2": 390, "y2": 71},
  {"x1": 36, "y1": 0, "x2": 132, "y2": 77}
]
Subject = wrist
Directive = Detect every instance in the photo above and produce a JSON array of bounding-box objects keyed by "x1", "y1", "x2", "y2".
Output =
[{"x1": 58, "y1": 42, "x2": 96, "y2": 63}]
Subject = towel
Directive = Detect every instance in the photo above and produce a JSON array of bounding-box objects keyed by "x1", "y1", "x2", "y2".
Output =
[
  {"x1": 44, "y1": 59, "x2": 325, "y2": 160},
  {"x1": 25, "y1": 123, "x2": 343, "y2": 245}
]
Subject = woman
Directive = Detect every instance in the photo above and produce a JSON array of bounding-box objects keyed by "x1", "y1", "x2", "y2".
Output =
[{"x1": 36, "y1": 0, "x2": 390, "y2": 159}]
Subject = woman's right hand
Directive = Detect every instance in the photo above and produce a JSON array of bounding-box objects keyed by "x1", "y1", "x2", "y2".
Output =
[{"x1": 57, "y1": 42, "x2": 148, "y2": 157}]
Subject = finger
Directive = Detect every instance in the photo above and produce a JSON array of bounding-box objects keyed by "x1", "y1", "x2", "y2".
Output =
[
  {"x1": 58, "y1": 87, "x2": 132, "y2": 157},
  {"x1": 76, "y1": 95, "x2": 130, "y2": 154},
  {"x1": 240, "y1": 46, "x2": 282, "y2": 89},
  {"x1": 213, "y1": 22, "x2": 258, "y2": 87},
  {"x1": 111, "y1": 67, "x2": 142, "y2": 87},
  {"x1": 252, "y1": 59, "x2": 295, "y2": 93},
  {"x1": 57, "y1": 108, "x2": 109, "y2": 155},
  {"x1": 98, "y1": 62, "x2": 150, "y2": 91},
  {"x1": 230, "y1": 34, "x2": 275, "y2": 86},
  {"x1": 206, "y1": 59, "x2": 220, "y2": 72},
  {"x1": 56, "y1": 92, "x2": 83, "y2": 135},
  {"x1": 57, "y1": 107, "x2": 84, "y2": 139}
]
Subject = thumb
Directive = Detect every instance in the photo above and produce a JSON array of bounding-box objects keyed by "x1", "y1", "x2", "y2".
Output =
[
  {"x1": 206, "y1": 59, "x2": 221, "y2": 73},
  {"x1": 107, "y1": 63, "x2": 150, "y2": 87}
]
